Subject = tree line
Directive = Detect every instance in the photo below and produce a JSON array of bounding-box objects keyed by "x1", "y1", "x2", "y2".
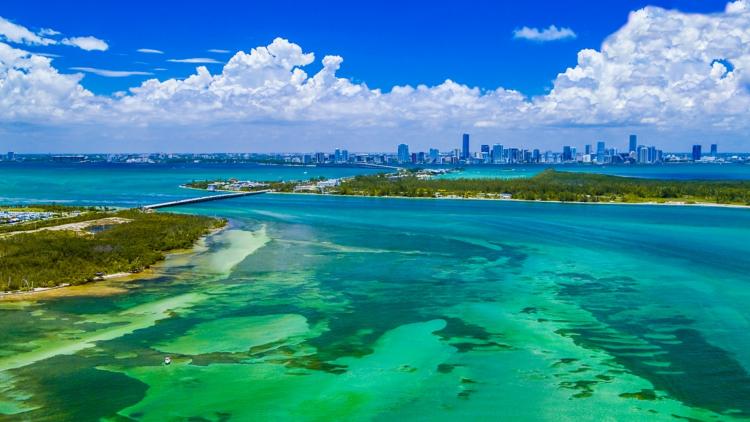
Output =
[
  {"x1": 332, "y1": 170, "x2": 750, "y2": 204},
  {"x1": 0, "y1": 208, "x2": 225, "y2": 291}
]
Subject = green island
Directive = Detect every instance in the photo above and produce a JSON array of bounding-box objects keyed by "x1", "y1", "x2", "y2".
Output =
[
  {"x1": 335, "y1": 170, "x2": 750, "y2": 204},
  {"x1": 0, "y1": 207, "x2": 225, "y2": 292},
  {"x1": 185, "y1": 169, "x2": 750, "y2": 205}
]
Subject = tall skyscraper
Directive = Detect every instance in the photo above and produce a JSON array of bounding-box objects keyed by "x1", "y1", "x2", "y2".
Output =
[
  {"x1": 522, "y1": 149, "x2": 532, "y2": 163},
  {"x1": 480, "y1": 144, "x2": 490, "y2": 163},
  {"x1": 584, "y1": 144, "x2": 592, "y2": 155},
  {"x1": 692, "y1": 144, "x2": 702, "y2": 161},
  {"x1": 334, "y1": 148, "x2": 342, "y2": 163},
  {"x1": 710, "y1": 144, "x2": 718, "y2": 157},
  {"x1": 397, "y1": 143, "x2": 410, "y2": 163},
  {"x1": 462, "y1": 134, "x2": 470, "y2": 159},
  {"x1": 639, "y1": 147, "x2": 648, "y2": 163},
  {"x1": 429, "y1": 148, "x2": 439, "y2": 163},
  {"x1": 507, "y1": 148, "x2": 519, "y2": 163},
  {"x1": 492, "y1": 144, "x2": 503, "y2": 163},
  {"x1": 629, "y1": 135, "x2": 637, "y2": 153},
  {"x1": 596, "y1": 141, "x2": 606, "y2": 163},
  {"x1": 563, "y1": 146, "x2": 572, "y2": 162}
]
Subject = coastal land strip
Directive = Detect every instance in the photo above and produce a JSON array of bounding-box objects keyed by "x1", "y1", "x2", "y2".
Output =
[
  {"x1": 0, "y1": 206, "x2": 226, "y2": 299},
  {"x1": 184, "y1": 169, "x2": 750, "y2": 209}
]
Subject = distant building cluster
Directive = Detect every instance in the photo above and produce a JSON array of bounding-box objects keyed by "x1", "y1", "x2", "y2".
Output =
[
  {"x1": 294, "y1": 178, "x2": 342, "y2": 193},
  {"x1": 204, "y1": 180, "x2": 269, "y2": 192},
  {"x1": 0, "y1": 210, "x2": 54, "y2": 225},
  {"x1": 0, "y1": 136, "x2": 747, "y2": 165},
  {"x1": 391, "y1": 134, "x2": 743, "y2": 165}
]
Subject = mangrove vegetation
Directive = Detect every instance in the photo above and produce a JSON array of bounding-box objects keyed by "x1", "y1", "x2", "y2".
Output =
[
  {"x1": 333, "y1": 170, "x2": 750, "y2": 205},
  {"x1": 0, "y1": 208, "x2": 225, "y2": 292}
]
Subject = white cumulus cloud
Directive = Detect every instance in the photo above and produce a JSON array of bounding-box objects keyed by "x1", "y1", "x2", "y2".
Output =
[
  {"x1": 61, "y1": 36, "x2": 108, "y2": 51},
  {"x1": 39, "y1": 28, "x2": 61, "y2": 36},
  {"x1": 2, "y1": 3, "x2": 750, "y2": 152},
  {"x1": 0, "y1": 16, "x2": 56, "y2": 45},
  {"x1": 540, "y1": 3, "x2": 750, "y2": 130},
  {"x1": 0, "y1": 43, "x2": 95, "y2": 122},
  {"x1": 513, "y1": 25, "x2": 577, "y2": 42},
  {"x1": 0, "y1": 16, "x2": 108, "y2": 52},
  {"x1": 727, "y1": 0, "x2": 749, "y2": 13}
]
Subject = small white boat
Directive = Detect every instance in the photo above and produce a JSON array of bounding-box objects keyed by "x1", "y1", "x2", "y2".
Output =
[{"x1": 164, "y1": 356, "x2": 172, "y2": 365}]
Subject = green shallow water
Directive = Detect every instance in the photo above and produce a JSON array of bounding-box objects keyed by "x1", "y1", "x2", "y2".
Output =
[{"x1": 1, "y1": 165, "x2": 750, "y2": 420}]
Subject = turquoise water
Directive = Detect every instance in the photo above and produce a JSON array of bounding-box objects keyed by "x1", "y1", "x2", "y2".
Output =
[
  {"x1": 0, "y1": 162, "x2": 381, "y2": 206},
  {"x1": 1, "y1": 164, "x2": 750, "y2": 420},
  {"x1": 437, "y1": 163, "x2": 750, "y2": 180}
]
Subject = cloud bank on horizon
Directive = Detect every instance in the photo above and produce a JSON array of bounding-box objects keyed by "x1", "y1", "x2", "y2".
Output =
[{"x1": 0, "y1": 1, "x2": 749, "y2": 152}]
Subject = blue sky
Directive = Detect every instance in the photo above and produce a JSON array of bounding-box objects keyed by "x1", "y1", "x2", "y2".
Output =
[
  {"x1": 1, "y1": 0, "x2": 729, "y2": 95},
  {"x1": 0, "y1": 0, "x2": 748, "y2": 153}
]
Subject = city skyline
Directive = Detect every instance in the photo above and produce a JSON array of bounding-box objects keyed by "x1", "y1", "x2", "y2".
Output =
[
  {"x1": 4, "y1": 132, "x2": 742, "y2": 166},
  {"x1": 0, "y1": 131, "x2": 741, "y2": 156},
  {"x1": 385, "y1": 133, "x2": 730, "y2": 165},
  {"x1": 1, "y1": 1, "x2": 749, "y2": 152}
]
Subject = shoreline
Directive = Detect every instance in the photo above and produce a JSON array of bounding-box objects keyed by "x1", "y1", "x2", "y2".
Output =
[
  {"x1": 182, "y1": 185, "x2": 750, "y2": 209},
  {"x1": 0, "y1": 225, "x2": 227, "y2": 301},
  {"x1": 268, "y1": 191, "x2": 750, "y2": 209}
]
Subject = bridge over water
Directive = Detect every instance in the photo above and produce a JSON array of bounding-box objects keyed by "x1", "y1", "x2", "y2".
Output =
[{"x1": 143, "y1": 190, "x2": 271, "y2": 210}]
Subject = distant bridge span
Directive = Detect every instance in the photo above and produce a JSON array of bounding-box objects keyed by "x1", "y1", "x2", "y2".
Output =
[
  {"x1": 356, "y1": 163, "x2": 401, "y2": 170},
  {"x1": 143, "y1": 190, "x2": 271, "y2": 210}
]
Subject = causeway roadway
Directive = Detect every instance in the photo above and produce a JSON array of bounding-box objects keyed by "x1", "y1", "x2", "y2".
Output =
[{"x1": 143, "y1": 189, "x2": 271, "y2": 210}]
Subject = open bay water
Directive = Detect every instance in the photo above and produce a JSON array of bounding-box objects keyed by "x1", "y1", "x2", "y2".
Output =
[
  {"x1": 1, "y1": 163, "x2": 750, "y2": 420},
  {"x1": 0, "y1": 162, "x2": 382, "y2": 206}
]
